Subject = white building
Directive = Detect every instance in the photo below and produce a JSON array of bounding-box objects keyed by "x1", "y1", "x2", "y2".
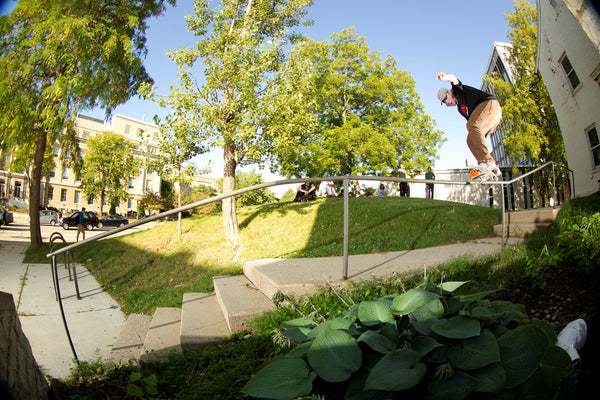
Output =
[{"x1": 536, "y1": 0, "x2": 600, "y2": 197}]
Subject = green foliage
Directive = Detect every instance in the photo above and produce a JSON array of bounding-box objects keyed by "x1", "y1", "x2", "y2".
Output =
[
  {"x1": 0, "y1": 0, "x2": 175, "y2": 246},
  {"x1": 243, "y1": 281, "x2": 572, "y2": 399},
  {"x1": 154, "y1": 0, "x2": 314, "y2": 243},
  {"x1": 217, "y1": 170, "x2": 278, "y2": 207},
  {"x1": 80, "y1": 131, "x2": 141, "y2": 214},
  {"x1": 525, "y1": 194, "x2": 600, "y2": 288},
  {"x1": 274, "y1": 28, "x2": 445, "y2": 181},
  {"x1": 281, "y1": 188, "x2": 296, "y2": 202},
  {"x1": 127, "y1": 371, "x2": 158, "y2": 399},
  {"x1": 484, "y1": 0, "x2": 565, "y2": 168}
]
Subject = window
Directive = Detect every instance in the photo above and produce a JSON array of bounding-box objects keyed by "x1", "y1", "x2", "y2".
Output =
[
  {"x1": 88, "y1": 196, "x2": 94, "y2": 205},
  {"x1": 53, "y1": 145, "x2": 60, "y2": 156},
  {"x1": 128, "y1": 178, "x2": 135, "y2": 189},
  {"x1": 127, "y1": 198, "x2": 134, "y2": 208},
  {"x1": 587, "y1": 125, "x2": 600, "y2": 168},
  {"x1": 124, "y1": 124, "x2": 131, "y2": 135},
  {"x1": 65, "y1": 149, "x2": 72, "y2": 160},
  {"x1": 61, "y1": 189, "x2": 68, "y2": 202},
  {"x1": 145, "y1": 179, "x2": 152, "y2": 191},
  {"x1": 62, "y1": 167, "x2": 69, "y2": 179},
  {"x1": 49, "y1": 168, "x2": 56, "y2": 178},
  {"x1": 14, "y1": 182, "x2": 21, "y2": 198},
  {"x1": 47, "y1": 186, "x2": 54, "y2": 201},
  {"x1": 559, "y1": 54, "x2": 581, "y2": 91},
  {"x1": 591, "y1": 64, "x2": 600, "y2": 88},
  {"x1": 82, "y1": 130, "x2": 90, "y2": 139},
  {"x1": 102, "y1": 195, "x2": 107, "y2": 206},
  {"x1": 74, "y1": 191, "x2": 81, "y2": 204}
]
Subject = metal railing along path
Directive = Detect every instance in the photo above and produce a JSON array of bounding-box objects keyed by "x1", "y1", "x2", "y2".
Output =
[
  {"x1": 47, "y1": 161, "x2": 574, "y2": 275},
  {"x1": 45, "y1": 161, "x2": 572, "y2": 363}
]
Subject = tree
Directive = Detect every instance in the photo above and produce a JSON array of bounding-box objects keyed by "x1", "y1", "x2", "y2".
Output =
[
  {"x1": 0, "y1": 0, "x2": 174, "y2": 248},
  {"x1": 155, "y1": 0, "x2": 313, "y2": 248},
  {"x1": 79, "y1": 131, "x2": 140, "y2": 215},
  {"x1": 484, "y1": 0, "x2": 565, "y2": 167},
  {"x1": 272, "y1": 28, "x2": 445, "y2": 194},
  {"x1": 217, "y1": 170, "x2": 278, "y2": 208},
  {"x1": 142, "y1": 112, "x2": 208, "y2": 237}
]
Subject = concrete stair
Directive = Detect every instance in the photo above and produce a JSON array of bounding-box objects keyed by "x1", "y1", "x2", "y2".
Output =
[
  {"x1": 108, "y1": 276, "x2": 274, "y2": 363},
  {"x1": 494, "y1": 207, "x2": 560, "y2": 238}
]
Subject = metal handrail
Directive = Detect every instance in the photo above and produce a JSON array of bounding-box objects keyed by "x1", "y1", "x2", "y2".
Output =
[
  {"x1": 46, "y1": 161, "x2": 574, "y2": 273},
  {"x1": 49, "y1": 232, "x2": 80, "y2": 364}
]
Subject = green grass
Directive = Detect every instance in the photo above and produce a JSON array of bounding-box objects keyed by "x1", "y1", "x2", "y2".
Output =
[{"x1": 25, "y1": 197, "x2": 500, "y2": 315}]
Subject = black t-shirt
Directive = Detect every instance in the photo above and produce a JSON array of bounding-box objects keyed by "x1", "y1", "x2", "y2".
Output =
[{"x1": 451, "y1": 80, "x2": 496, "y2": 121}]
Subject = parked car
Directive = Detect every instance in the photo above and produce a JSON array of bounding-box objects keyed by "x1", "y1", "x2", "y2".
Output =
[
  {"x1": 28, "y1": 209, "x2": 60, "y2": 226},
  {"x1": 61, "y1": 211, "x2": 98, "y2": 231},
  {"x1": 97, "y1": 215, "x2": 129, "y2": 228},
  {"x1": 1, "y1": 208, "x2": 14, "y2": 226}
]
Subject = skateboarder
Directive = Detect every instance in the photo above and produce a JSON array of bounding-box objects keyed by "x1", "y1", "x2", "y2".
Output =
[{"x1": 436, "y1": 72, "x2": 502, "y2": 182}]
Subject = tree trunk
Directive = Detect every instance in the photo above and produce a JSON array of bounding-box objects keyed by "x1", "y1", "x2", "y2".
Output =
[
  {"x1": 222, "y1": 140, "x2": 240, "y2": 247},
  {"x1": 29, "y1": 132, "x2": 46, "y2": 248}
]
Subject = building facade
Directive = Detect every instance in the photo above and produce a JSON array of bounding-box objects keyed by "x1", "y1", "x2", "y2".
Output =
[
  {"x1": 44, "y1": 114, "x2": 163, "y2": 216},
  {"x1": 1, "y1": 114, "x2": 163, "y2": 216},
  {"x1": 536, "y1": 0, "x2": 600, "y2": 197}
]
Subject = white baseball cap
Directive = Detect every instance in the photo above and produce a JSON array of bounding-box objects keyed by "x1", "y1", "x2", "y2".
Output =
[{"x1": 437, "y1": 88, "x2": 449, "y2": 104}]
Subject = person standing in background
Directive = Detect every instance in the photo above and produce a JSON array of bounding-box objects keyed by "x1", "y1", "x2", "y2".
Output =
[{"x1": 425, "y1": 167, "x2": 435, "y2": 199}]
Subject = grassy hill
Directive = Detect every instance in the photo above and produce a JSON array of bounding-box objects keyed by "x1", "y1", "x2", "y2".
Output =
[{"x1": 36, "y1": 197, "x2": 501, "y2": 315}]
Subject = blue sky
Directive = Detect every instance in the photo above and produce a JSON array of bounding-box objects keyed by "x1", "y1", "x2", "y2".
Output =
[{"x1": 2, "y1": 0, "x2": 526, "y2": 184}]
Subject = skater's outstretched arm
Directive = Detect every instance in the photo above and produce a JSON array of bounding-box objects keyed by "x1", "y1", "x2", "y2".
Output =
[{"x1": 436, "y1": 72, "x2": 459, "y2": 85}]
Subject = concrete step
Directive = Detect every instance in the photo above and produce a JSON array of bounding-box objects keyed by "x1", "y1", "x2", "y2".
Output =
[
  {"x1": 140, "y1": 307, "x2": 182, "y2": 363},
  {"x1": 505, "y1": 207, "x2": 560, "y2": 224},
  {"x1": 107, "y1": 313, "x2": 151, "y2": 364},
  {"x1": 213, "y1": 275, "x2": 275, "y2": 333},
  {"x1": 180, "y1": 293, "x2": 230, "y2": 351},
  {"x1": 494, "y1": 222, "x2": 551, "y2": 238}
]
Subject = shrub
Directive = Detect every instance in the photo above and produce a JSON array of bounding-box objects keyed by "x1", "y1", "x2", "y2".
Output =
[{"x1": 242, "y1": 281, "x2": 572, "y2": 399}]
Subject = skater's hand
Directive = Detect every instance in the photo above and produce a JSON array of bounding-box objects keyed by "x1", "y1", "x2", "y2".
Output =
[{"x1": 436, "y1": 72, "x2": 458, "y2": 85}]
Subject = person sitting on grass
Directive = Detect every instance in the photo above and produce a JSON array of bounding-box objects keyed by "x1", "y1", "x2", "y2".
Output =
[{"x1": 294, "y1": 181, "x2": 316, "y2": 202}]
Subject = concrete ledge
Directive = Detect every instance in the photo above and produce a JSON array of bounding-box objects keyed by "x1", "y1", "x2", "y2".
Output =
[
  {"x1": 494, "y1": 223, "x2": 551, "y2": 238},
  {"x1": 107, "y1": 313, "x2": 151, "y2": 364},
  {"x1": 180, "y1": 293, "x2": 229, "y2": 351},
  {"x1": 140, "y1": 307, "x2": 182, "y2": 363},
  {"x1": 213, "y1": 276, "x2": 274, "y2": 333},
  {"x1": 505, "y1": 207, "x2": 560, "y2": 224}
]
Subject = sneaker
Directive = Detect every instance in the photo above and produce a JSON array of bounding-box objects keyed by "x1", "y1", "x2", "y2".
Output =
[{"x1": 470, "y1": 162, "x2": 498, "y2": 182}]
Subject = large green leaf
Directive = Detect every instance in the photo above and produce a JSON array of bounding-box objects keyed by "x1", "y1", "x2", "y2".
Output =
[
  {"x1": 358, "y1": 299, "x2": 396, "y2": 326},
  {"x1": 391, "y1": 288, "x2": 440, "y2": 316},
  {"x1": 457, "y1": 290, "x2": 497, "y2": 304},
  {"x1": 427, "y1": 370, "x2": 479, "y2": 400},
  {"x1": 363, "y1": 348, "x2": 427, "y2": 391},
  {"x1": 281, "y1": 318, "x2": 316, "y2": 342},
  {"x1": 498, "y1": 324, "x2": 550, "y2": 388},
  {"x1": 470, "y1": 362, "x2": 506, "y2": 393},
  {"x1": 410, "y1": 299, "x2": 445, "y2": 336},
  {"x1": 242, "y1": 358, "x2": 316, "y2": 400},
  {"x1": 447, "y1": 330, "x2": 500, "y2": 370},
  {"x1": 488, "y1": 301, "x2": 528, "y2": 325},
  {"x1": 432, "y1": 316, "x2": 481, "y2": 339},
  {"x1": 411, "y1": 335, "x2": 442, "y2": 357},
  {"x1": 358, "y1": 330, "x2": 397, "y2": 354},
  {"x1": 307, "y1": 318, "x2": 353, "y2": 340},
  {"x1": 439, "y1": 281, "x2": 470, "y2": 293},
  {"x1": 519, "y1": 346, "x2": 571, "y2": 399},
  {"x1": 307, "y1": 329, "x2": 362, "y2": 382}
]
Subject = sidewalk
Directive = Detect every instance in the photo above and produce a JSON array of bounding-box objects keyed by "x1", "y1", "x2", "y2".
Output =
[{"x1": 0, "y1": 244, "x2": 125, "y2": 380}]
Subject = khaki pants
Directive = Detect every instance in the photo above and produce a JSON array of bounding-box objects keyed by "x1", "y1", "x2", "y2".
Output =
[{"x1": 466, "y1": 99, "x2": 502, "y2": 164}]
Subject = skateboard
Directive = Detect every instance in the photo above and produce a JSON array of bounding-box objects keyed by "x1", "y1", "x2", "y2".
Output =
[{"x1": 468, "y1": 169, "x2": 499, "y2": 185}]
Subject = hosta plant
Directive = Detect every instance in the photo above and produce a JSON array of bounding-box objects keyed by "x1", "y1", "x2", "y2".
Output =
[{"x1": 242, "y1": 281, "x2": 572, "y2": 399}]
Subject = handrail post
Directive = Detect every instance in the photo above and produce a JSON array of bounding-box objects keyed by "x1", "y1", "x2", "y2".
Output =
[
  {"x1": 501, "y1": 183, "x2": 506, "y2": 250},
  {"x1": 552, "y1": 163, "x2": 557, "y2": 206},
  {"x1": 343, "y1": 178, "x2": 349, "y2": 280}
]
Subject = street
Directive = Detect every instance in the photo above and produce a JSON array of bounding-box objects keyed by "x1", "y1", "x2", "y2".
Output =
[{"x1": 0, "y1": 214, "x2": 159, "y2": 247}]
